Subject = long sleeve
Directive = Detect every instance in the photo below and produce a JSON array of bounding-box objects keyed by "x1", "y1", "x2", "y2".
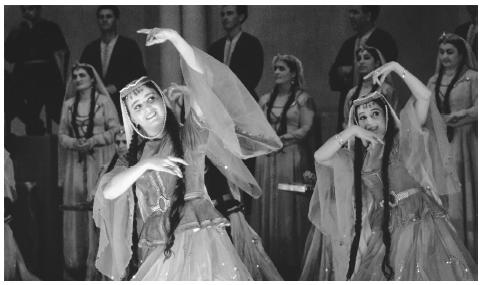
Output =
[
  {"x1": 329, "y1": 38, "x2": 355, "y2": 92},
  {"x1": 90, "y1": 95, "x2": 120, "y2": 146},
  {"x1": 449, "y1": 73, "x2": 478, "y2": 127},
  {"x1": 288, "y1": 92, "x2": 315, "y2": 140}
]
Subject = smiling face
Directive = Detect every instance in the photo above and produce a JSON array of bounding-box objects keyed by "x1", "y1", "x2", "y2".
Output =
[
  {"x1": 357, "y1": 49, "x2": 380, "y2": 76},
  {"x1": 356, "y1": 100, "x2": 387, "y2": 138},
  {"x1": 125, "y1": 85, "x2": 166, "y2": 137},
  {"x1": 438, "y1": 42, "x2": 463, "y2": 70},
  {"x1": 273, "y1": 60, "x2": 295, "y2": 85},
  {"x1": 73, "y1": 67, "x2": 95, "y2": 92}
]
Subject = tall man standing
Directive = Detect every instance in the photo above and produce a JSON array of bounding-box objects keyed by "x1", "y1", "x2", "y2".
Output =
[{"x1": 80, "y1": 5, "x2": 146, "y2": 119}]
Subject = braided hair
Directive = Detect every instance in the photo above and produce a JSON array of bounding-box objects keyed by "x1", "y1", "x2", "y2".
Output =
[
  {"x1": 346, "y1": 98, "x2": 396, "y2": 280},
  {"x1": 124, "y1": 87, "x2": 186, "y2": 259},
  {"x1": 71, "y1": 66, "x2": 97, "y2": 140},
  {"x1": 434, "y1": 37, "x2": 468, "y2": 141},
  {"x1": 266, "y1": 58, "x2": 302, "y2": 135}
]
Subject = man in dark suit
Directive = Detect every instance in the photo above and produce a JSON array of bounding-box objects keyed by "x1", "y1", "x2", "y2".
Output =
[
  {"x1": 5, "y1": 5, "x2": 69, "y2": 135},
  {"x1": 455, "y1": 5, "x2": 477, "y2": 58},
  {"x1": 208, "y1": 5, "x2": 264, "y2": 101},
  {"x1": 329, "y1": 5, "x2": 398, "y2": 131},
  {"x1": 206, "y1": 6, "x2": 264, "y2": 219},
  {"x1": 80, "y1": 5, "x2": 146, "y2": 119}
]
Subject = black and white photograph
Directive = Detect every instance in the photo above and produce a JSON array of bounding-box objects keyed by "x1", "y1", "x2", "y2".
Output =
[{"x1": 3, "y1": 4, "x2": 478, "y2": 281}]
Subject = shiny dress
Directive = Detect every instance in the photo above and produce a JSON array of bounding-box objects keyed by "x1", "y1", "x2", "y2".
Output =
[{"x1": 304, "y1": 98, "x2": 477, "y2": 280}]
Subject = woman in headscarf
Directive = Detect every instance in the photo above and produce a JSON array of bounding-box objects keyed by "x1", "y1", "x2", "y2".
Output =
[
  {"x1": 92, "y1": 27, "x2": 283, "y2": 281},
  {"x1": 58, "y1": 63, "x2": 120, "y2": 279},
  {"x1": 342, "y1": 45, "x2": 397, "y2": 128},
  {"x1": 426, "y1": 32, "x2": 477, "y2": 260},
  {"x1": 250, "y1": 54, "x2": 315, "y2": 280}
]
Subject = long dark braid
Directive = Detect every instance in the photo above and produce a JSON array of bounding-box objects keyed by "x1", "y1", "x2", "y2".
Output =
[
  {"x1": 346, "y1": 137, "x2": 364, "y2": 280},
  {"x1": 380, "y1": 108, "x2": 396, "y2": 280},
  {"x1": 163, "y1": 108, "x2": 186, "y2": 258},
  {"x1": 125, "y1": 131, "x2": 146, "y2": 279},
  {"x1": 434, "y1": 37, "x2": 469, "y2": 141}
]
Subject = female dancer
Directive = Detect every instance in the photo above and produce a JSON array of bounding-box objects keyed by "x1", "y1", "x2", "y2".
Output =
[
  {"x1": 427, "y1": 32, "x2": 477, "y2": 259},
  {"x1": 93, "y1": 27, "x2": 282, "y2": 280},
  {"x1": 306, "y1": 61, "x2": 476, "y2": 280},
  {"x1": 58, "y1": 63, "x2": 119, "y2": 279},
  {"x1": 250, "y1": 54, "x2": 315, "y2": 280}
]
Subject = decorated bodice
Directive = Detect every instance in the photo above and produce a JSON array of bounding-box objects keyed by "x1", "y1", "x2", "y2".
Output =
[{"x1": 65, "y1": 94, "x2": 111, "y2": 138}]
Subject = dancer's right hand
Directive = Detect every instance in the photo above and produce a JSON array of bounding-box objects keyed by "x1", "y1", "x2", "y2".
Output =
[
  {"x1": 347, "y1": 125, "x2": 384, "y2": 149},
  {"x1": 141, "y1": 156, "x2": 188, "y2": 178}
]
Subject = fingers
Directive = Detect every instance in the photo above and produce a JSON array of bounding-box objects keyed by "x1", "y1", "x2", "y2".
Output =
[
  {"x1": 363, "y1": 70, "x2": 374, "y2": 80},
  {"x1": 167, "y1": 156, "x2": 188, "y2": 165},
  {"x1": 137, "y1": 29, "x2": 151, "y2": 34}
]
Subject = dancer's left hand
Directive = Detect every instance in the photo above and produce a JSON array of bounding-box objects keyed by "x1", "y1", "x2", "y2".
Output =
[
  {"x1": 364, "y1": 61, "x2": 401, "y2": 86},
  {"x1": 137, "y1": 27, "x2": 177, "y2": 46}
]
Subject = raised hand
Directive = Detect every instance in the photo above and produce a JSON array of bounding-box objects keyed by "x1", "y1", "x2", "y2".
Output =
[
  {"x1": 137, "y1": 28, "x2": 178, "y2": 46},
  {"x1": 364, "y1": 61, "x2": 401, "y2": 87},
  {"x1": 141, "y1": 155, "x2": 188, "y2": 178},
  {"x1": 349, "y1": 125, "x2": 385, "y2": 149}
]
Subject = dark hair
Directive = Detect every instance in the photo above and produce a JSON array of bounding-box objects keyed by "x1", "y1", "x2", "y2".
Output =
[
  {"x1": 434, "y1": 37, "x2": 467, "y2": 141},
  {"x1": 124, "y1": 89, "x2": 185, "y2": 259},
  {"x1": 356, "y1": 46, "x2": 382, "y2": 67},
  {"x1": 361, "y1": 5, "x2": 380, "y2": 22},
  {"x1": 236, "y1": 5, "x2": 248, "y2": 23},
  {"x1": 346, "y1": 98, "x2": 396, "y2": 280},
  {"x1": 97, "y1": 5, "x2": 120, "y2": 19},
  {"x1": 71, "y1": 66, "x2": 97, "y2": 140},
  {"x1": 20, "y1": 5, "x2": 41, "y2": 12},
  {"x1": 467, "y1": 5, "x2": 477, "y2": 19},
  {"x1": 266, "y1": 58, "x2": 301, "y2": 135}
]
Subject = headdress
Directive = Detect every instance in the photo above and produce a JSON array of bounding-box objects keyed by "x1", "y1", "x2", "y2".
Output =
[{"x1": 272, "y1": 54, "x2": 305, "y2": 89}]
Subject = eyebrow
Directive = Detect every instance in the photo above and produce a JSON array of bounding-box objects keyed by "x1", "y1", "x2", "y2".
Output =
[{"x1": 129, "y1": 92, "x2": 158, "y2": 106}]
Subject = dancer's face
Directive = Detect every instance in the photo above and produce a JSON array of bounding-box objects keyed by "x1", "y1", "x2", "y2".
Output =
[
  {"x1": 73, "y1": 67, "x2": 94, "y2": 92},
  {"x1": 273, "y1": 60, "x2": 295, "y2": 85},
  {"x1": 356, "y1": 101, "x2": 387, "y2": 138},
  {"x1": 126, "y1": 85, "x2": 166, "y2": 137},
  {"x1": 438, "y1": 43, "x2": 463, "y2": 70},
  {"x1": 357, "y1": 50, "x2": 380, "y2": 76}
]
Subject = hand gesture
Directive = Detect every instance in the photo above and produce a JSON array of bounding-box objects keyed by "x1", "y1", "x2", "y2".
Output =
[
  {"x1": 348, "y1": 125, "x2": 384, "y2": 149},
  {"x1": 137, "y1": 28, "x2": 178, "y2": 46},
  {"x1": 166, "y1": 83, "x2": 189, "y2": 104},
  {"x1": 445, "y1": 109, "x2": 467, "y2": 124},
  {"x1": 364, "y1": 61, "x2": 401, "y2": 86},
  {"x1": 141, "y1": 156, "x2": 188, "y2": 178}
]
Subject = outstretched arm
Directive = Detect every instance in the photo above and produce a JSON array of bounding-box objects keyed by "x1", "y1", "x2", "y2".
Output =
[
  {"x1": 138, "y1": 28, "x2": 203, "y2": 74},
  {"x1": 365, "y1": 62, "x2": 431, "y2": 126}
]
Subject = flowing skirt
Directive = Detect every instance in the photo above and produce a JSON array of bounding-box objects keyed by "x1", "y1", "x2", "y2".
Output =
[{"x1": 131, "y1": 226, "x2": 252, "y2": 280}]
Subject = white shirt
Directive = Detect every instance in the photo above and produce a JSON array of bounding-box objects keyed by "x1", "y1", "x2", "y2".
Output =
[
  {"x1": 100, "y1": 35, "x2": 119, "y2": 77},
  {"x1": 223, "y1": 31, "x2": 242, "y2": 66}
]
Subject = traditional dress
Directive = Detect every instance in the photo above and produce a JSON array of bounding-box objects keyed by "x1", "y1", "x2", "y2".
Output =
[
  {"x1": 58, "y1": 65, "x2": 119, "y2": 279},
  {"x1": 250, "y1": 89, "x2": 315, "y2": 280},
  {"x1": 93, "y1": 47, "x2": 283, "y2": 281},
  {"x1": 427, "y1": 68, "x2": 478, "y2": 260},
  {"x1": 304, "y1": 92, "x2": 477, "y2": 280}
]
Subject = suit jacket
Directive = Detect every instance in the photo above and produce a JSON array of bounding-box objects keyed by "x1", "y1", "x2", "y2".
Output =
[
  {"x1": 455, "y1": 21, "x2": 478, "y2": 58},
  {"x1": 329, "y1": 28, "x2": 398, "y2": 93},
  {"x1": 80, "y1": 35, "x2": 146, "y2": 116},
  {"x1": 208, "y1": 32, "x2": 264, "y2": 100}
]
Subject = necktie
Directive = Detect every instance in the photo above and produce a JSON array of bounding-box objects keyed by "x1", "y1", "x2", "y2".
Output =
[
  {"x1": 101, "y1": 42, "x2": 110, "y2": 77},
  {"x1": 224, "y1": 39, "x2": 232, "y2": 66}
]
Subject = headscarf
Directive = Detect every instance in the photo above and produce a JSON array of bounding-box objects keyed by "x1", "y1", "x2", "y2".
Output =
[
  {"x1": 272, "y1": 54, "x2": 305, "y2": 89},
  {"x1": 434, "y1": 32, "x2": 477, "y2": 73}
]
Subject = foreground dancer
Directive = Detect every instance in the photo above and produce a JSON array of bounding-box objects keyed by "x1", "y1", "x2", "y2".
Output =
[
  {"x1": 427, "y1": 33, "x2": 477, "y2": 260},
  {"x1": 93, "y1": 27, "x2": 282, "y2": 280},
  {"x1": 305, "y1": 61, "x2": 476, "y2": 280}
]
